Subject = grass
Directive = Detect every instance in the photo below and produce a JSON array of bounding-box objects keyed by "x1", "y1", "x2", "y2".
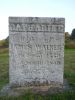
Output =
[
  {"x1": 0, "y1": 48, "x2": 75, "y2": 99},
  {"x1": 0, "y1": 91, "x2": 75, "y2": 100},
  {"x1": 64, "y1": 49, "x2": 75, "y2": 87},
  {"x1": 0, "y1": 48, "x2": 9, "y2": 90}
]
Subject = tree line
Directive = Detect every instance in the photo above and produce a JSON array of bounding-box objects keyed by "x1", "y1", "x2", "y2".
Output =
[{"x1": 65, "y1": 28, "x2": 75, "y2": 49}]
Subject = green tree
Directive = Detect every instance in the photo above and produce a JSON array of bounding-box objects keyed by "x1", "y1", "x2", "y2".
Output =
[
  {"x1": 70, "y1": 29, "x2": 75, "y2": 39},
  {"x1": 0, "y1": 36, "x2": 9, "y2": 48},
  {"x1": 5, "y1": 36, "x2": 9, "y2": 47}
]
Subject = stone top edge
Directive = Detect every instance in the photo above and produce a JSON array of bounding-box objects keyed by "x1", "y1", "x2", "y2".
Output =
[
  {"x1": 9, "y1": 17, "x2": 65, "y2": 24},
  {"x1": 9, "y1": 16, "x2": 65, "y2": 19}
]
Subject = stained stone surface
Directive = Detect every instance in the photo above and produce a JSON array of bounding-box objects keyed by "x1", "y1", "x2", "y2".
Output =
[{"x1": 9, "y1": 17, "x2": 65, "y2": 86}]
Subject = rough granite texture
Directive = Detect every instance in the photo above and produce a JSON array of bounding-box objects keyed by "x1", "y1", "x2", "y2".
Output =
[{"x1": 9, "y1": 17, "x2": 65, "y2": 86}]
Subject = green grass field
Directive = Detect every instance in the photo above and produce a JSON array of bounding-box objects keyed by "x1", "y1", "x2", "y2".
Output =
[
  {"x1": 0, "y1": 48, "x2": 9, "y2": 90},
  {"x1": 0, "y1": 48, "x2": 75, "y2": 100}
]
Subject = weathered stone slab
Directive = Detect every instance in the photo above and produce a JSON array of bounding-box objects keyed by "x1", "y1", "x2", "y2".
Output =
[{"x1": 9, "y1": 17, "x2": 65, "y2": 86}]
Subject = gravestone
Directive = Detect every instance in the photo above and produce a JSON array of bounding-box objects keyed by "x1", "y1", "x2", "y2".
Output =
[{"x1": 9, "y1": 17, "x2": 65, "y2": 87}]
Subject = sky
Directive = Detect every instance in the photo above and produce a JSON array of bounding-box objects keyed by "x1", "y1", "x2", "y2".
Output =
[{"x1": 0, "y1": 0, "x2": 75, "y2": 40}]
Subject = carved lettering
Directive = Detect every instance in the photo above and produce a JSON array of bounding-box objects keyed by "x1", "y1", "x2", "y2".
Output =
[{"x1": 9, "y1": 17, "x2": 65, "y2": 85}]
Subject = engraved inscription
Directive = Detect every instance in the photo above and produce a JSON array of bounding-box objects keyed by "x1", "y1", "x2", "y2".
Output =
[
  {"x1": 9, "y1": 17, "x2": 65, "y2": 86},
  {"x1": 9, "y1": 24, "x2": 64, "y2": 33}
]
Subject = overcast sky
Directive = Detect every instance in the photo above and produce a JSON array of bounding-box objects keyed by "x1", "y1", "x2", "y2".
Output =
[{"x1": 0, "y1": 0, "x2": 75, "y2": 40}]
